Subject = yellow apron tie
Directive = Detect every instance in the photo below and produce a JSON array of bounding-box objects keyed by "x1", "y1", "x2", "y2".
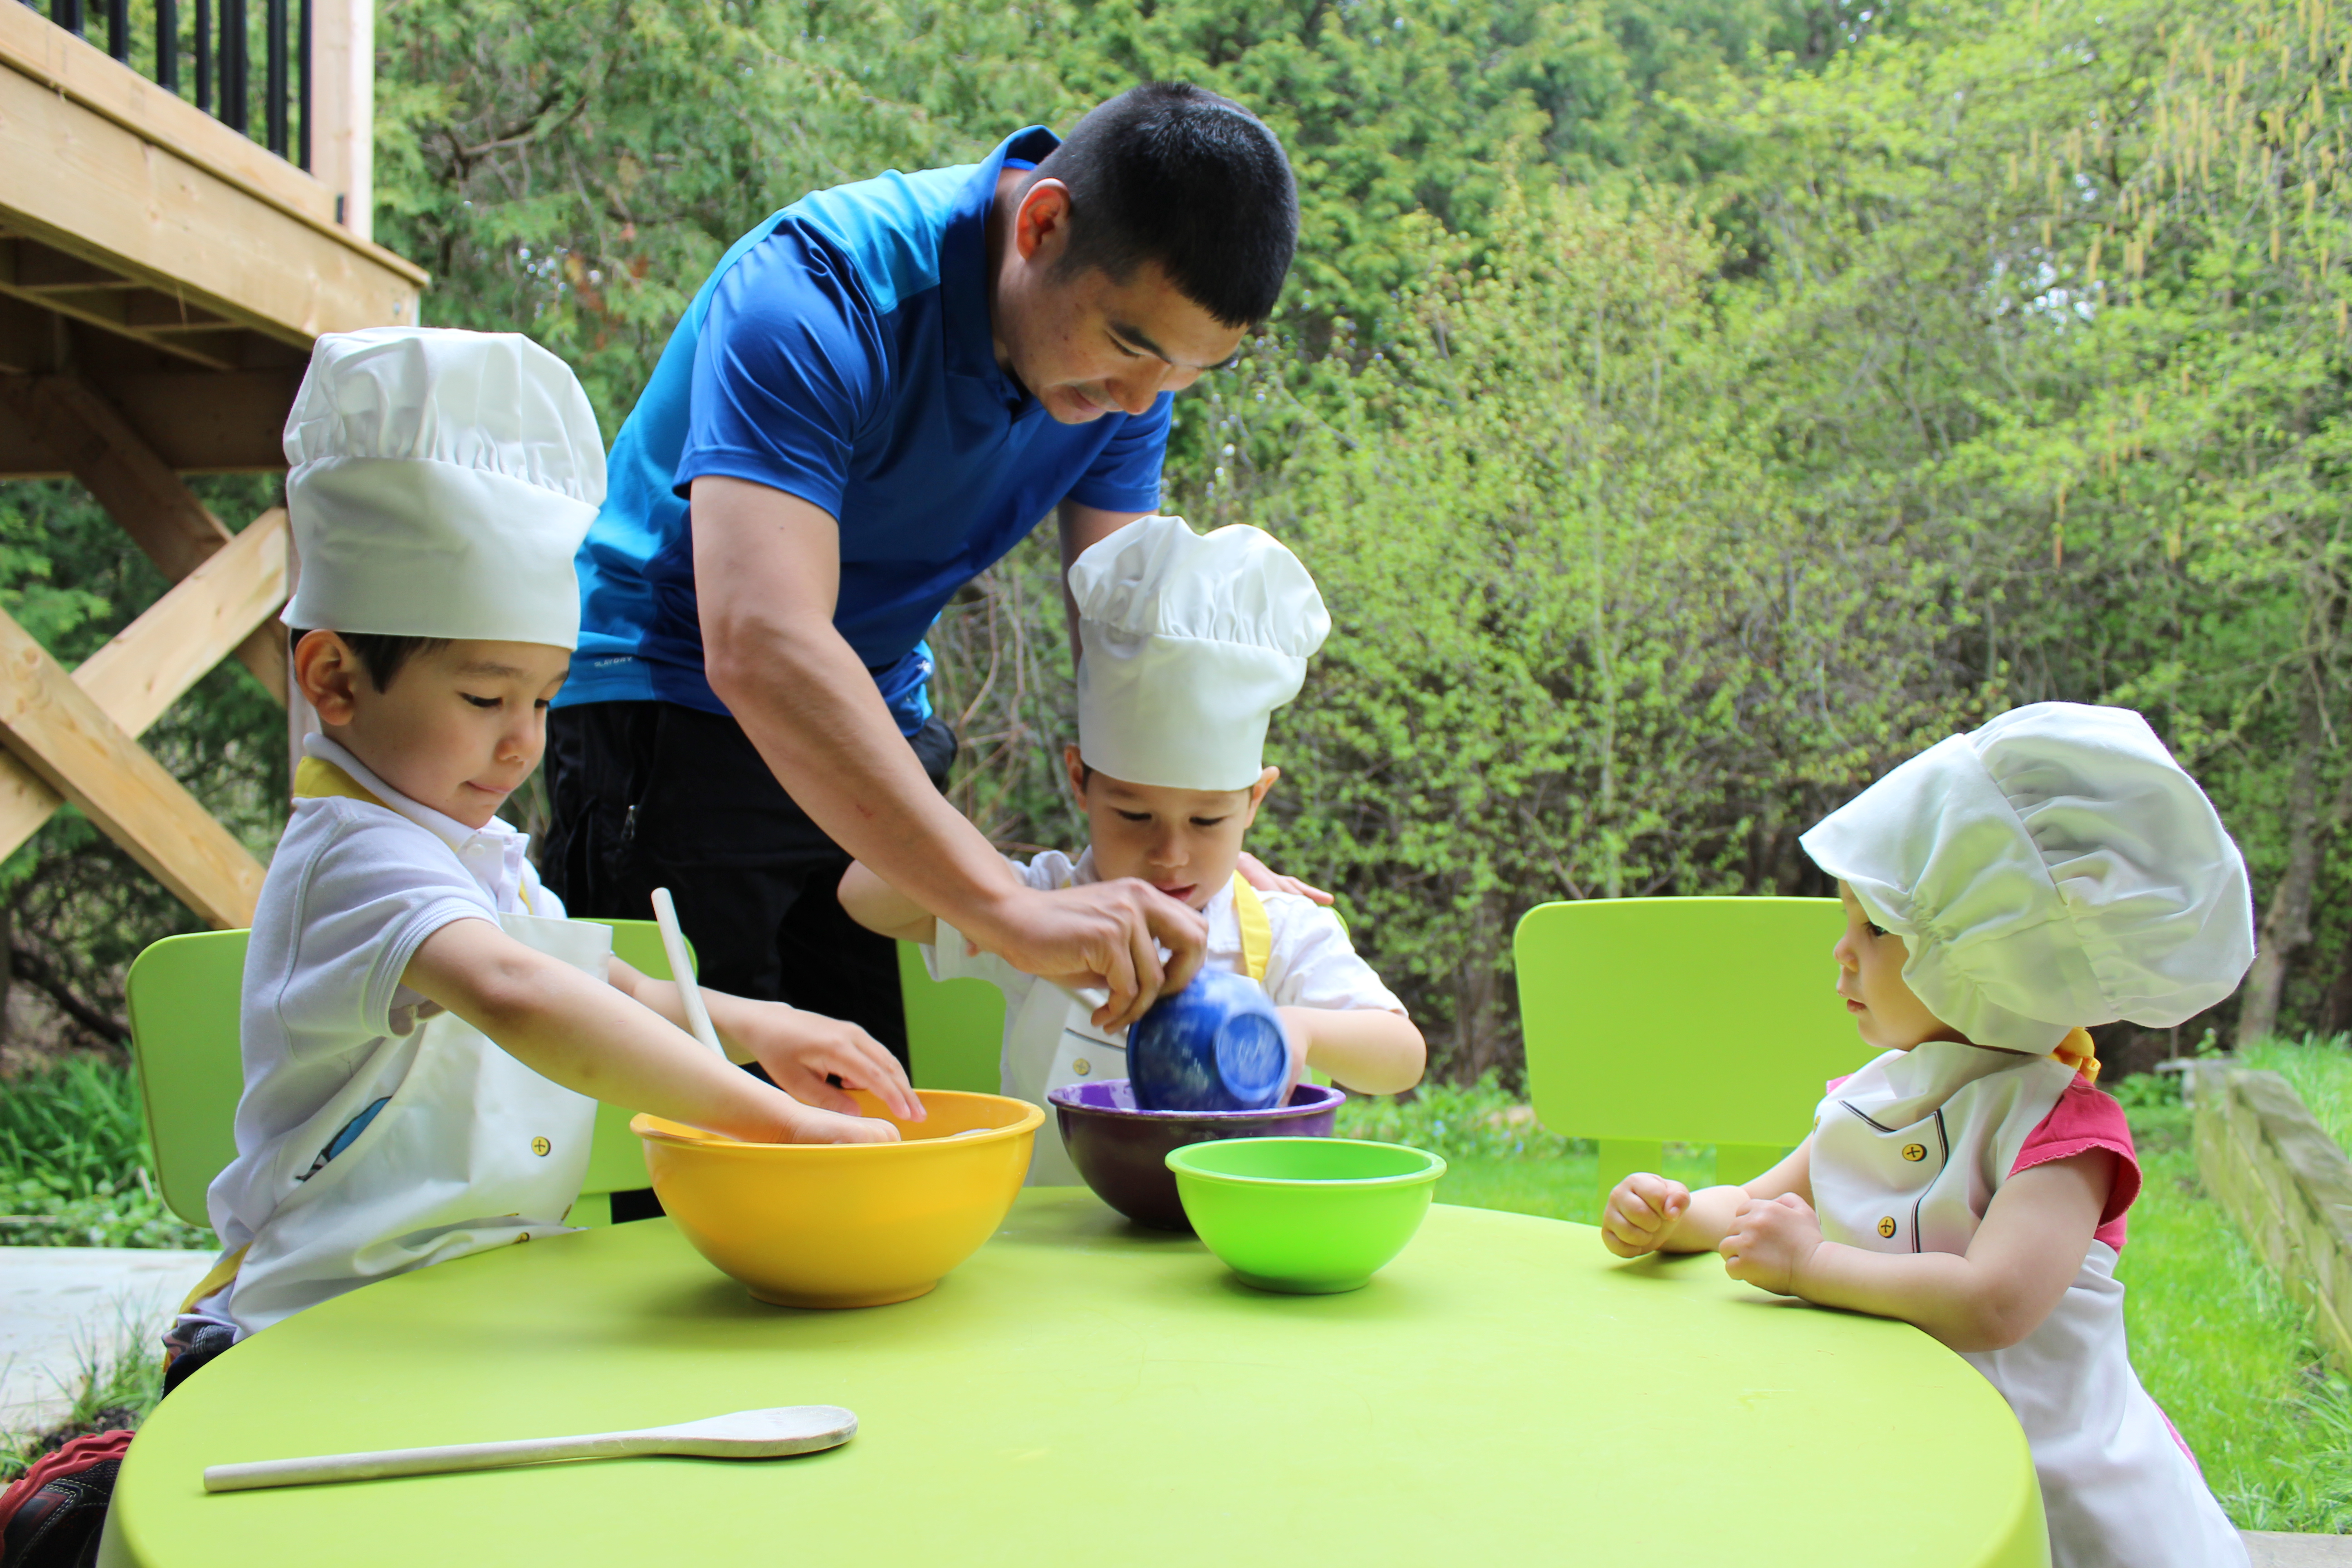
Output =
[
  {"x1": 177, "y1": 1244, "x2": 250, "y2": 1316},
  {"x1": 2051, "y1": 1027, "x2": 2101, "y2": 1084},
  {"x1": 1231, "y1": 872, "x2": 1271, "y2": 984},
  {"x1": 293, "y1": 755, "x2": 387, "y2": 807}
]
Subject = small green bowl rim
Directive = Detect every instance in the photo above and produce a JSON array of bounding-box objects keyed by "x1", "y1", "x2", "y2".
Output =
[{"x1": 1163, "y1": 1135, "x2": 1448, "y2": 1189}]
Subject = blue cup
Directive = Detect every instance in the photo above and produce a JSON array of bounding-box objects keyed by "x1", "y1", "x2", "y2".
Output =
[{"x1": 1127, "y1": 968, "x2": 1290, "y2": 1113}]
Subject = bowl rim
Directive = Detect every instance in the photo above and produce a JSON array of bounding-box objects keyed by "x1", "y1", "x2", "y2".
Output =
[
  {"x1": 1047, "y1": 1078, "x2": 1346, "y2": 1121},
  {"x1": 1164, "y1": 1135, "x2": 1447, "y2": 1188},
  {"x1": 631, "y1": 1089, "x2": 1044, "y2": 1153}
]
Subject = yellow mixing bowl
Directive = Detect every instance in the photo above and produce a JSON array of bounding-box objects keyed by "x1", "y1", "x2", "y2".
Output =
[{"x1": 632, "y1": 1090, "x2": 1042, "y2": 1309}]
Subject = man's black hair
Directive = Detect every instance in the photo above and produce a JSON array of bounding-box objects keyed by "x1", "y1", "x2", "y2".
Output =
[
  {"x1": 289, "y1": 629, "x2": 451, "y2": 692},
  {"x1": 1031, "y1": 83, "x2": 1298, "y2": 328}
]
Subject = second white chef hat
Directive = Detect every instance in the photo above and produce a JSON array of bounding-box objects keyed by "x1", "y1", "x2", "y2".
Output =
[
  {"x1": 1798, "y1": 702, "x2": 2254, "y2": 1055},
  {"x1": 281, "y1": 326, "x2": 604, "y2": 649},
  {"x1": 1069, "y1": 514, "x2": 1330, "y2": 791}
]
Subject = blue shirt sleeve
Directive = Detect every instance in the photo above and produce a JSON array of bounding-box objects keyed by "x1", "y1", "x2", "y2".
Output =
[
  {"x1": 1065, "y1": 391, "x2": 1173, "y2": 512},
  {"x1": 673, "y1": 226, "x2": 887, "y2": 517}
]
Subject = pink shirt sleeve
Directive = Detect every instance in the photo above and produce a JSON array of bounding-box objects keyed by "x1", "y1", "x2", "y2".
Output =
[{"x1": 2010, "y1": 1075, "x2": 2141, "y2": 1253}]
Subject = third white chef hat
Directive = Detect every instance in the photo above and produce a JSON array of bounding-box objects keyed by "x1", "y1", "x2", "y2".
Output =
[
  {"x1": 281, "y1": 326, "x2": 604, "y2": 649},
  {"x1": 1069, "y1": 514, "x2": 1330, "y2": 791},
  {"x1": 1798, "y1": 702, "x2": 2254, "y2": 1055}
]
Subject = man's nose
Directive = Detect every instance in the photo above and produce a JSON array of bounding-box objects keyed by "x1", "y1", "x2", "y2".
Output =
[{"x1": 1111, "y1": 366, "x2": 1170, "y2": 416}]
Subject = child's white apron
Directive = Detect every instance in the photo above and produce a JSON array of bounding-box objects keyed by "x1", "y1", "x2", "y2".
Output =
[
  {"x1": 1811, "y1": 1042, "x2": 2246, "y2": 1568},
  {"x1": 1028, "y1": 873, "x2": 1273, "y2": 1186},
  {"x1": 221, "y1": 910, "x2": 610, "y2": 1333}
]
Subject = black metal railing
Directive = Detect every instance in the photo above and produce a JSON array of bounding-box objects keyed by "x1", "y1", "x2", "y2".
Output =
[{"x1": 26, "y1": 0, "x2": 311, "y2": 169}]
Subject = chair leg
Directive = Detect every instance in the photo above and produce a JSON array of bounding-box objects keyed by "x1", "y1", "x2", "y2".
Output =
[
  {"x1": 1715, "y1": 1143, "x2": 1785, "y2": 1187},
  {"x1": 1595, "y1": 1139, "x2": 1666, "y2": 1223}
]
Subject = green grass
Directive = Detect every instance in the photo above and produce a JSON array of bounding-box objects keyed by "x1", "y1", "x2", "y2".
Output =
[
  {"x1": 0, "y1": 1305, "x2": 167, "y2": 1482},
  {"x1": 2114, "y1": 1077, "x2": 2352, "y2": 1533},
  {"x1": 0, "y1": 1056, "x2": 214, "y2": 1249},
  {"x1": 2242, "y1": 1034, "x2": 2352, "y2": 1148}
]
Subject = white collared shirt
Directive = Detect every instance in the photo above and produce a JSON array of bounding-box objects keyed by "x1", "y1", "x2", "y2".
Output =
[{"x1": 207, "y1": 735, "x2": 564, "y2": 1248}]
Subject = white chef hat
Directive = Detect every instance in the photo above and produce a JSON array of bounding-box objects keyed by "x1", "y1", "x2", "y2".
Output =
[
  {"x1": 1798, "y1": 702, "x2": 2254, "y2": 1055},
  {"x1": 1069, "y1": 515, "x2": 1330, "y2": 791},
  {"x1": 281, "y1": 326, "x2": 604, "y2": 649}
]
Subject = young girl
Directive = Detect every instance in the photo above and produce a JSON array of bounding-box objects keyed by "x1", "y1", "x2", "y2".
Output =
[{"x1": 1602, "y1": 702, "x2": 2253, "y2": 1568}]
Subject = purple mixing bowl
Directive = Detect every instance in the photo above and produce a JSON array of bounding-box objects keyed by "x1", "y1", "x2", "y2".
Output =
[{"x1": 1048, "y1": 1078, "x2": 1347, "y2": 1231}]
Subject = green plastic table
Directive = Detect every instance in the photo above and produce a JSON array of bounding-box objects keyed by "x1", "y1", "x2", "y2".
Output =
[{"x1": 102, "y1": 1193, "x2": 2047, "y2": 1568}]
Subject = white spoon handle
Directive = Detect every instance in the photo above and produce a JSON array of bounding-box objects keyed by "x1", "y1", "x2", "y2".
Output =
[
  {"x1": 205, "y1": 1431, "x2": 647, "y2": 1491},
  {"x1": 651, "y1": 887, "x2": 726, "y2": 1059}
]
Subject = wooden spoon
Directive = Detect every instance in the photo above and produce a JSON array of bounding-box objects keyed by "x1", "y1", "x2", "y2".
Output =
[{"x1": 202, "y1": 1405, "x2": 857, "y2": 1493}]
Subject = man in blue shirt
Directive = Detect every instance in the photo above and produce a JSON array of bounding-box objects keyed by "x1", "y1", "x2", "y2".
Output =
[{"x1": 543, "y1": 84, "x2": 1300, "y2": 1083}]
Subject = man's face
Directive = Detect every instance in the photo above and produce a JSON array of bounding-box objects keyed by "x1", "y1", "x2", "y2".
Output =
[{"x1": 993, "y1": 178, "x2": 1248, "y2": 424}]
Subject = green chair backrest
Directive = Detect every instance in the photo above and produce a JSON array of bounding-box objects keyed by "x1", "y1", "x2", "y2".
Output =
[
  {"x1": 124, "y1": 919, "x2": 688, "y2": 1230},
  {"x1": 125, "y1": 930, "x2": 248, "y2": 1228},
  {"x1": 898, "y1": 940, "x2": 1005, "y2": 1094},
  {"x1": 1513, "y1": 897, "x2": 1875, "y2": 1213}
]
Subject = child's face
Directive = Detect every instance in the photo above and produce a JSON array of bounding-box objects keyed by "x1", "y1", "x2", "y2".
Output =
[
  {"x1": 1832, "y1": 882, "x2": 1963, "y2": 1052},
  {"x1": 1063, "y1": 745, "x2": 1275, "y2": 911},
  {"x1": 298, "y1": 634, "x2": 570, "y2": 829}
]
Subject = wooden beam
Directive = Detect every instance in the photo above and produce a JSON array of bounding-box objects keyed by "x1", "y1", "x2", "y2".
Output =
[
  {"x1": 0, "y1": 374, "x2": 288, "y2": 698},
  {"x1": 0, "y1": 25, "x2": 424, "y2": 354},
  {"x1": 78, "y1": 509, "x2": 290, "y2": 733},
  {"x1": 0, "y1": 603, "x2": 268, "y2": 929},
  {"x1": 0, "y1": 363, "x2": 303, "y2": 476},
  {"x1": 0, "y1": 510, "x2": 290, "y2": 864},
  {"x1": 312, "y1": 0, "x2": 374, "y2": 243}
]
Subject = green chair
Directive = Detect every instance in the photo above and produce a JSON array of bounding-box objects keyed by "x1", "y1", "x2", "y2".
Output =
[
  {"x1": 124, "y1": 919, "x2": 689, "y2": 1231},
  {"x1": 1512, "y1": 896, "x2": 1875, "y2": 1218},
  {"x1": 897, "y1": 940, "x2": 1006, "y2": 1093}
]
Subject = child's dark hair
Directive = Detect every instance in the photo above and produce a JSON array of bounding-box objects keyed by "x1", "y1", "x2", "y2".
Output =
[{"x1": 290, "y1": 629, "x2": 450, "y2": 692}]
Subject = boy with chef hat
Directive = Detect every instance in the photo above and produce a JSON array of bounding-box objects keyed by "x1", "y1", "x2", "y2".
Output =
[
  {"x1": 840, "y1": 514, "x2": 1425, "y2": 1184},
  {"x1": 184, "y1": 327, "x2": 915, "y2": 1348},
  {"x1": 1601, "y1": 702, "x2": 2252, "y2": 1568}
]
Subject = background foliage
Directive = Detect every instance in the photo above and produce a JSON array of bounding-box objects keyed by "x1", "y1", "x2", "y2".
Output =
[{"x1": 4, "y1": 0, "x2": 2351, "y2": 1089}]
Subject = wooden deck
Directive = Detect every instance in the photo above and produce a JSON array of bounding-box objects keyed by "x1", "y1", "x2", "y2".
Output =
[{"x1": 0, "y1": 2, "x2": 419, "y2": 927}]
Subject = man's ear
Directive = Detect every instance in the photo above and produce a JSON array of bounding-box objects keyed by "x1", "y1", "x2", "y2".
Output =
[
  {"x1": 294, "y1": 630, "x2": 366, "y2": 725},
  {"x1": 1014, "y1": 178, "x2": 1074, "y2": 265}
]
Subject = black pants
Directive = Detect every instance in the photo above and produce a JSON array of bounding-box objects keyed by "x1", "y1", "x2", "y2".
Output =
[{"x1": 542, "y1": 700, "x2": 957, "y2": 1068}]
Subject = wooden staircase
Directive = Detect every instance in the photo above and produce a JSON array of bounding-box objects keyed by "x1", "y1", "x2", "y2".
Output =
[{"x1": 0, "y1": 0, "x2": 422, "y2": 928}]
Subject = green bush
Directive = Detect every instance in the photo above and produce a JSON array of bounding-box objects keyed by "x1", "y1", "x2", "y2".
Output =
[{"x1": 0, "y1": 1058, "x2": 214, "y2": 1250}]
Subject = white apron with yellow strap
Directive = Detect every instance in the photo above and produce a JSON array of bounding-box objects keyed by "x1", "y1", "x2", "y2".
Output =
[
  {"x1": 1028, "y1": 872, "x2": 1272, "y2": 1186},
  {"x1": 219, "y1": 759, "x2": 609, "y2": 1335},
  {"x1": 1811, "y1": 1039, "x2": 2246, "y2": 1568}
]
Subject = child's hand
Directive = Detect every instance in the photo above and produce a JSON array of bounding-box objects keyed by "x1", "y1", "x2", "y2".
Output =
[
  {"x1": 769, "y1": 1095, "x2": 902, "y2": 1145},
  {"x1": 1601, "y1": 1174, "x2": 1690, "y2": 1257},
  {"x1": 732, "y1": 1003, "x2": 924, "y2": 1124},
  {"x1": 1720, "y1": 1192, "x2": 1825, "y2": 1296}
]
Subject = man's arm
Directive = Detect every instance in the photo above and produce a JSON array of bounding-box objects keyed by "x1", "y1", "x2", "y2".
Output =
[{"x1": 694, "y1": 476, "x2": 1203, "y2": 1027}]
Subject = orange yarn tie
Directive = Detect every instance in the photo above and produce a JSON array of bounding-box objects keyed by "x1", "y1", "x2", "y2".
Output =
[{"x1": 2051, "y1": 1027, "x2": 2101, "y2": 1083}]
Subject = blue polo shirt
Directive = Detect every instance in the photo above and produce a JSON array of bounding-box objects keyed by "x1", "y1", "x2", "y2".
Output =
[{"x1": 562, "y1": 127, "x2": 1173, "y2": 732}]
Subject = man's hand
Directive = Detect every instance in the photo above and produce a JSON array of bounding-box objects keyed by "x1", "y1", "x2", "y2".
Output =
[
  {"x1": 1602, "y1": 1174, "x2": 1691, "y2": 1258},
  {"x1": 1237, "y1": 852, "x2": 1335, "y2": 907},
  {"x1": 727, "y1": 1002, "x2": 922, "y2": 1124},
  {"x1": 1720, "y1": 1191, "x2": 1826, "y2": 1297},
  {"x1": 971, "y1": 879, "x2": 1206, "y2": 1030}
]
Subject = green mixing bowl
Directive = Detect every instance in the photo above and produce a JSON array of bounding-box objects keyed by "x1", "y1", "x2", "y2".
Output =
[{"x1": 1165, "y1": 1137, "x2": 1447, "y2": 1294}]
